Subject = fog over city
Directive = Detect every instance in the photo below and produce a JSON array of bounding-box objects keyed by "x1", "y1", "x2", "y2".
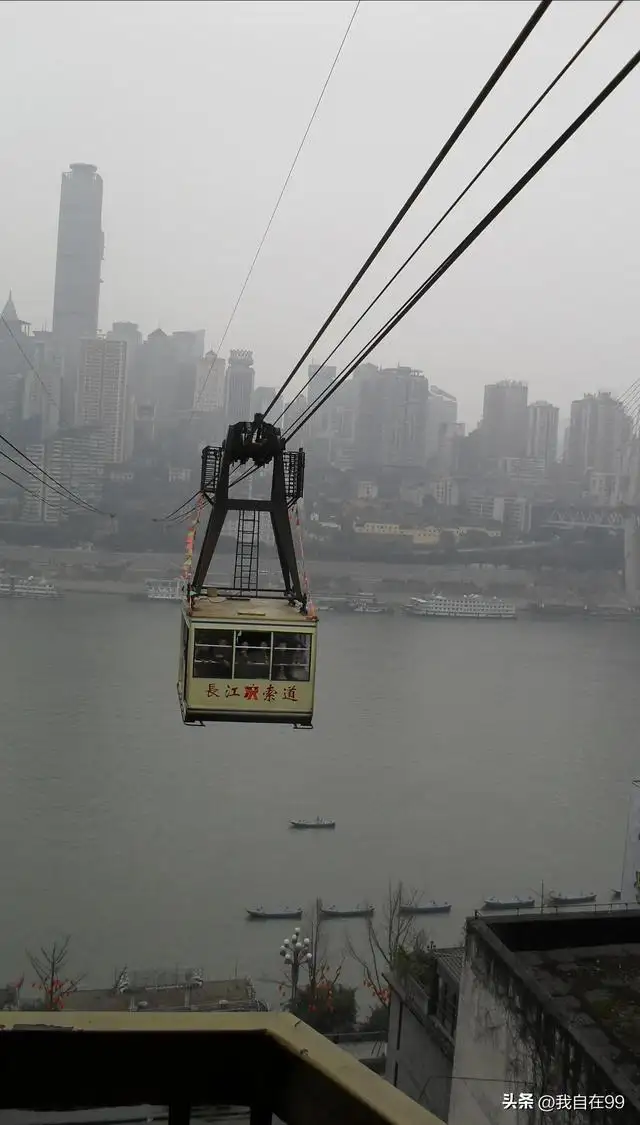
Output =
[{"x1": 1, "y1": 0, "x2": 639, "y2": 425}]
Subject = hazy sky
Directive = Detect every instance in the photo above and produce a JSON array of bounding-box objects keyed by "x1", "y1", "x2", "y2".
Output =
[{"x1": 1, "y1": 0, "x2": 638, "y2": 426}]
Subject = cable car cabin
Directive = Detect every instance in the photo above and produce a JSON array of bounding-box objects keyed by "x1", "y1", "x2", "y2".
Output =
[{"x1": 178, "y1": 591, "x2": 318, "y2": 726}]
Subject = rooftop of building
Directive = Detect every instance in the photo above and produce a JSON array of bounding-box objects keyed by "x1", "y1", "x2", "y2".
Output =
[
  {"x1": 434, "y1": 946, "x2": 464, "y2": 984},
  {"x1": 469, "y1": 909, "x2": 640, "y2": 1102},
  {"x1": 64, "y1": 975, "x2": 260, "y2": 1013}
]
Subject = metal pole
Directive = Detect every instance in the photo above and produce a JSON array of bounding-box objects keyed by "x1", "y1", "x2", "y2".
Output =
[{"x1": 291, "y1": 952, "x2": 299, "y2": 1004}]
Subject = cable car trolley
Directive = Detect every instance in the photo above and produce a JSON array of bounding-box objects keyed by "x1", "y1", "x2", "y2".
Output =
[{"x1": 177, "y1": 415, "x2": 318, "y2": 728}]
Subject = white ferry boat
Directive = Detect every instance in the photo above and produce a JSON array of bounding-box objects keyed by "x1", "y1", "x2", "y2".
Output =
[
  {"x1": 402, "y1": 593, "x2": 516, "y2": 620},
  {"x1": 0, "y1": 575, "x2": 60, "y2": 599},
  {"x1": 145, "y1": 578, "x2": 185, "y2": 602}
]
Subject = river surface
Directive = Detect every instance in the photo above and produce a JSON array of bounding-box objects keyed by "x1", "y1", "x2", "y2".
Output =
[{"x1": 0, "y1": 596, "x2": 638, "y2": 1003}]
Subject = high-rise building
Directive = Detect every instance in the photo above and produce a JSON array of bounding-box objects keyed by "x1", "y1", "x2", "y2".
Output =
[
  {"x1": 194, "y1": 352, "x2": 226, "y2": 413},
  {"x1": 354, "y1": 365, "x2": 428, "y2": 469},
  {"x1": 108, "y1": 322, "x2": 142, "y2": 374},
  {"x1": 481, "y1": 380, "x2": 528, "y2": 460},
  {"x1": 42, "y1": 426, "x2": 107, "y2": 523},
  {"x1": 76, "y1": 338, "x2": 128, "y2": 463},
  {"x1": 224, "y1": 349, "x2": 255, "y2": 426},
  {"x1": 425, "y1": 385, "x2": 457, "y2": 460},
  {"x1": 23, "y1": 330, "x2": 62, "y2": 439},
  {"x1": 527, "y1": 400, "x2": 559, "y2": 467},
  {"x1": 566, "y1": 392, "x2": 632, "y2": 477},
  {"x1": 0, "y1": 293, "x2": 37, "y2": 428},
  {"x1": 0, "y1": 292, "x2": 35, "y2": 378},
  {"x1": 52, "y1": 163, "x2": 104, "y2": 424},
  {"x1": 251, "y1": 386, "x2": 277, "y2": 417}
]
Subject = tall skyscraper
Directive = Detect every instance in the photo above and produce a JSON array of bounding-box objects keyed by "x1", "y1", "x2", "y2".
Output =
[
  {"x1": 527, "y1": 401, "x2": 559, "y2": 467},
  {"x1": 76, "y1": 338, "x2": 127, "y2": 463},
  {"x1": 566, "y1": 392, "x2": 632, "y2": 477},
  {"x1": 52, "y1": 164, "x2": 104, "y2": 423},
  {"x1": 194, "y1": 351, "x2": 226, "y2": 413},
  {"x1": 224, "y1": 349, "x2": 255, "y2": 426},
  {"x1": 251, "y1": 385, "x2": 277, "y2": 417},
  {"x1": 481, "y1": 380, "x2": 529, "y2": 460},
  {"x1": 354, "y1": 366, "x2": 428, "y2": 469},
  {"x1": 425, "y1": 385, "x2": 457, "y2": 460}
]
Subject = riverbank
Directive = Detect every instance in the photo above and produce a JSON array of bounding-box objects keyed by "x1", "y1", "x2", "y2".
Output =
[{"x1": 0, "y1": 543, "x2": 626, "y2": 603}]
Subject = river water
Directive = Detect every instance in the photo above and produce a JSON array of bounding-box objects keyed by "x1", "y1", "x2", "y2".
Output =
[{"x1": 0, "y1": 596, "x2": 637, "y2": 1000}]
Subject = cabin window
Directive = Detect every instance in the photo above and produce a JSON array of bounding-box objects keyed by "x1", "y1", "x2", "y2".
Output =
[
  {"x1": 272, "y1": 633, "x2": 311, "y2": 682},
  {"x1": 192, "y1": 629, "x2": 234, "y2": 678},
  {"x1": 233, "y1": 630, "x2": 271, "y2": 680}
]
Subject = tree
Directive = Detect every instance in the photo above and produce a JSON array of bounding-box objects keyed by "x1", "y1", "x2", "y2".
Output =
[
  {"x1": 281, "y1": 899, "x2": 355, "y2": 1034},
  {"x1": 27, "y1": 936, "x2": 84, "y2": 1011},
  {"x1": 346, "y1": 881, "x2": 428, "y2": 1014}
]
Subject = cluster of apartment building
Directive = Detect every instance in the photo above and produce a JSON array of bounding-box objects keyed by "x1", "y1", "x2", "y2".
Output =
[{"x1": 0, "y1": 164, "x2": 636, "y2": 538}]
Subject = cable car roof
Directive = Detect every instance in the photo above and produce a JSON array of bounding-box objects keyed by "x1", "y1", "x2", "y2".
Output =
[{"x1": 186, "y1": 593, "x2": 317, "y2": 625}]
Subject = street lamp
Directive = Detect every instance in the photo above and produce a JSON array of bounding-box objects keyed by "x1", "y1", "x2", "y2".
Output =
[{"x1": 279, "y1": 926, "x2": 312, "y2": 1004}]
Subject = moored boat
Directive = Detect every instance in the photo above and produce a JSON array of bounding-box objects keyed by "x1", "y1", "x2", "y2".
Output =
[
  {"x1": 546, "y1": 891, "x2": 596, "y2": 906},
  {"x1": 246, "y1": 906, "x2": 303, "y2": 920},
  {"x1": 289, "y1": 818, "x2": 336, "y2": 830},
  {"x1": 402, "y1": 593, "x2": 516, "y2": 619},
  {"x1": 0, "y1": 575, "x2": 60, "y2": 599},
  {"x1": 482, "y1": 896, "x2": 536, "y2": 910},
  {"x1": 320, "y1": 903, "x2": 374, "y2": 919},
  {"x1": 145, "y1": 578, "x2": 185, "y2": 601},
  {"x1": 399, "y1": 901, "x2": 451, "y2": 915}
]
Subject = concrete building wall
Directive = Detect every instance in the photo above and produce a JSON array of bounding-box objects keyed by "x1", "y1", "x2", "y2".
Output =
[
  {"x1": 448, "y1": 956, "x2": 529, "y2": 1125},
  {"x1": 387, "y1": 993, "x2": 452, "y2": 1121}
]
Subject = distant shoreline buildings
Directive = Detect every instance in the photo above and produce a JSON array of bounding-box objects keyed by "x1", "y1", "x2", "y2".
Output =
[{"x1": 0, "y1": 164, "x2": 637, "y2": 541}]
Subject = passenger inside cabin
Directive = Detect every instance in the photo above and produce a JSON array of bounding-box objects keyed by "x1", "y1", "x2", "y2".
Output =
[
  {"x1": 234, "y1": 639, "x2": 251, "y2": 678},
  {"x1": 289, "y1": 639, "x2": 308, "y2": 681},
  {"x1": 210, "y1": 635, "x2": 232, "y2": 676},
  {"x1": 272, "y1": 640, "x2": 291, "y2": 680}
]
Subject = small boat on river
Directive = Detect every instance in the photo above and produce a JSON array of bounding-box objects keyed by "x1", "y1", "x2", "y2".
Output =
[
  {"x1": 246, "y1": 906, "x2": 303, "y2": 920},
  {"x1": 289, "y1": 818, "x2": 336, "y2": 830},
  {"x1": 320, "y1": 903, "x2": 374, "y2": 919},
  {"x1": 399, "y1": 901, "x2": 451, "y2": 915},
  {"x1": 483, "y1": 896, "x2": 536, "y2": 910},
  {"x1": 546, "y1": 891, "x2": 596, "y2": 906}
]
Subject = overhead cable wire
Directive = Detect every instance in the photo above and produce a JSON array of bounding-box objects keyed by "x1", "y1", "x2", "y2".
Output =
[
  {"x1": 154, "y1": 488, "x2": 203, "y2": 523},
  {"x1": 0, "y1": 432, "x2": 115, "y2": 517},
  {"x1": 0, "y1": 445, "x2": 100, "y2": 512},
  {"x1": 190, "y1": 0, "x2": 362, "y2": 417},
  {"x1": 286, "y1": 44, "x2": 640, "y2": 442},
  {"x1": 0, "y1": 318, "x2": 116, "y2": 515},
  {"x1": 277, "y1": 0, "x2": 625, "y2": 431},
  {"x1": 261, "y1": 0, "x2": 553, "y2": 421},
  {"x1": 0, "y1": 466, "x2": 51, "y2": 504}
]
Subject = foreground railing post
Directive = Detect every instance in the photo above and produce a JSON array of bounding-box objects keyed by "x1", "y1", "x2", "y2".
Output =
[
  {"x1": 168, "y1": 1101, "x2": 190, "y2": 1125},
  {"x1": 250, "y1": 1105, "x2": 272, "y2": 1125}
]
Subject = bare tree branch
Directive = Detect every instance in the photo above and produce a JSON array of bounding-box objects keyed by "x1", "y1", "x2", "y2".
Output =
[
  {"x1": 27, "y1": 936, "x2": 84, "y2": 1011},
  {"x1": 346, "y1": 881, "x2": 427, "y2": 1008}
]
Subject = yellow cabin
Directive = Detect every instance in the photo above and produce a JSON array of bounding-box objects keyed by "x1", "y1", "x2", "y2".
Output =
[{"x1": 178, "y1": 591, "x2": 318, "y2": 727}]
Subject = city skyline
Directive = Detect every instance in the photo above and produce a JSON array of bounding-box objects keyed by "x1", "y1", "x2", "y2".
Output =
[{"x1": 1, "y1": 1, "x2": 639, "y2": 426}]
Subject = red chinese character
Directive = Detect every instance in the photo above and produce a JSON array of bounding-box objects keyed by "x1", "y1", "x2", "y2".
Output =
[
  {"x1": 244, "y1": 685, "x2": 259, "y2": 700},
  {"x1": 206, "y1": 683, "x2": 219, "y2": 698},
  {"x1": 263, "y1": 684, "x2": 277, "y2": 702},
  {"x1": 225, "y1": 684, "x2": 240, "y2": 698},
  {"x1": 282, "y1": 685, "x2": 297, "y2": 701}
]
